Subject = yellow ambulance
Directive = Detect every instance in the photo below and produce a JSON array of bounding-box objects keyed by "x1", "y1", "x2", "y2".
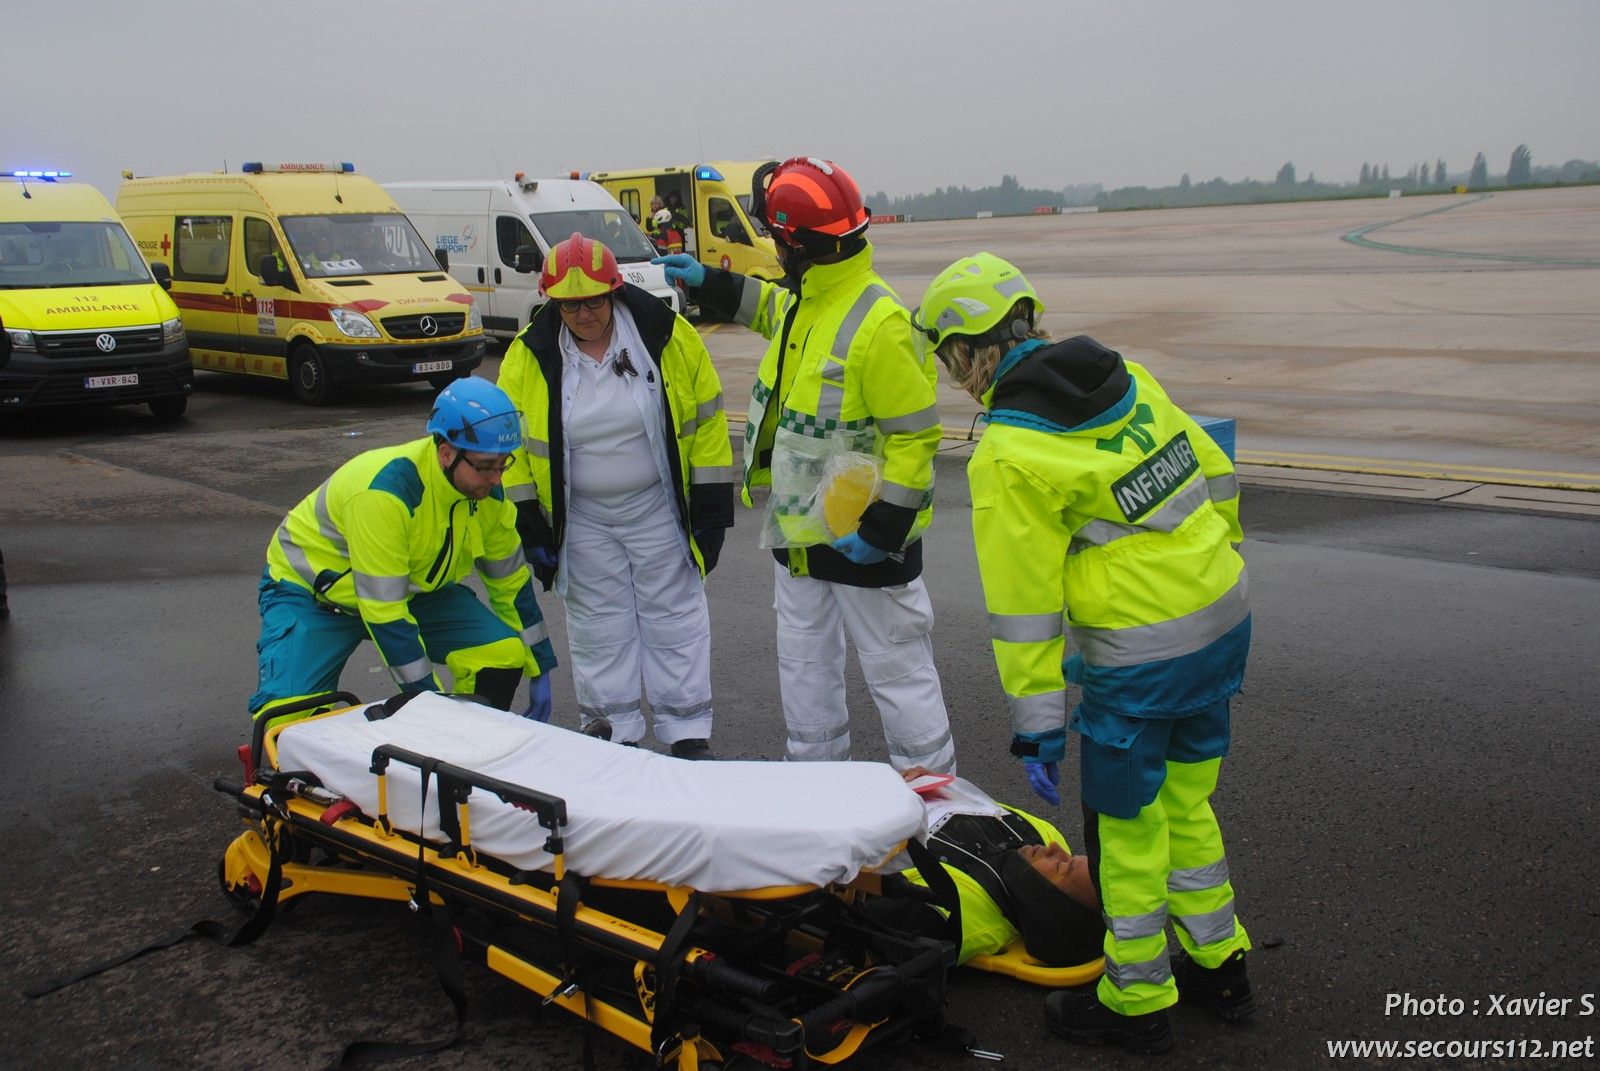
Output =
[
  {"x1": 586, "y1": 162, "x2": 783, "y2": 280},
  {"x1": 1, "y1": 169, "x2": 192, "y2": 420},
  {"x1": 117, "y1": 162, "x2": 485, "y2": 405}
]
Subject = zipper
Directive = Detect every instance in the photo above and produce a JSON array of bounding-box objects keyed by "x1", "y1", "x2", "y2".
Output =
[{"x1": 425, "y1": 500, "x2": 464, "y2": 585}]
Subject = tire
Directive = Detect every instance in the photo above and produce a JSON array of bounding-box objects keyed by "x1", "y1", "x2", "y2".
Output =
[
  {"x1": 289, "y1": 344, "x2": 339, "y2": 406},
  {"x1": 148, "y1": 394, "x2": 188, "y2": 422}
]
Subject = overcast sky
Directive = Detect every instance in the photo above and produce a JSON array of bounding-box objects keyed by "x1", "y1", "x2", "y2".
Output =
[{"x1": 8, "y1": 0, "x2": 1597, "y2": 200}]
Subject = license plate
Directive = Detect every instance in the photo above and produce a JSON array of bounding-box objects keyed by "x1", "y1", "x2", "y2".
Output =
[
  {"x1": 412, "y1": 360, "x2": 453, "y2": 374},
  {"x1": 85, "y1": 373, "x2": 139, "y2": 389}
]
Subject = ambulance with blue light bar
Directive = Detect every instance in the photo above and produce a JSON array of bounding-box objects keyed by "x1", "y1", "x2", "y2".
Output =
[
  {"x1": 585, "y1": 162, "x2": 783, "y2": 282},
  {"x1": 0, "y1": 169, "x2": 193, "y2": 420},
  {"x1": 116, "y1": 161, "x2": 485, "y2": 405}
]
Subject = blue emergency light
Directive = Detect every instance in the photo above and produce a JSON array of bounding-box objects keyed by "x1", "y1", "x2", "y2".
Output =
[
  {"x1": 241, "y1": 162, "x2": 356, "y2": 174},
  {"x1": 695, "y1": 166, "x2": 724, "y2": 182},
  {"x1": 2, "y1": 169, "x2": 72, "y2": 180}
]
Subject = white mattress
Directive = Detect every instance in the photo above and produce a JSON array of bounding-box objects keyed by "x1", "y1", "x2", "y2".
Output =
[{"x1": 276, "y1": 693, "x2": 927, "y2": 892}]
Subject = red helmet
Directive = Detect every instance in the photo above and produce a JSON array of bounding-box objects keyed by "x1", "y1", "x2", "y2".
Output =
[
  {"x1": 755, "y1": 157, "x2": 869, "y2": 246},
  {"x1": 540, "y1": 232, "x2": 623, "y2": 299}
]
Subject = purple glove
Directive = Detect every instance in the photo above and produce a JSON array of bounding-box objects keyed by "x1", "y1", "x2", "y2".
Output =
[
  {"x1": 1025, "y1": 761, "x2": 1061, "y2": 806},
  {"x1": 521, "y1": 674, "x2": 552, "y2": 723}
]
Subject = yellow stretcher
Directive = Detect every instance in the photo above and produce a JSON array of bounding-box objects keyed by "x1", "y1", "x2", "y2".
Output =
[{"x1": 216, "y1": 692, "x2": 964, "y2": 1069}]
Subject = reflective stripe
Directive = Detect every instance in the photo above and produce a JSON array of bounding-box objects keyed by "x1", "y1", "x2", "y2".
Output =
[
  {"x1": 764, "y1": 286, "x2": 783, "y2": 330},
  {"x1": 505, "y1": 483, "x2": 540, "y2": 504},
  {"x1": 691, "y1": 464, "x2": 738, "y2": 484},
  {"x1": 523, "y1": 437, "x2": 550, "y2": 459},
  {"x1": 821, "y1": 358, "x2": 846, "y2": 384},
  {"x1": 275, "y1": 523, "x2": 317, "y2": 589},
  {"x1": 876, "y1": 403, "x2": 939, "y2": 434},
  {"x1": 886, "y1": 726, "x2": 953, "y2": 761},
  {"x1": 817, "y1": 381, "x2": 844, "y2": 423},
  {"x1": 521, "y1": 621, "x2": 549, "y2": 647},
  {"x1": 1071, "y1": 572, "x2": 1249, "y2": 667},
  {"x1": 579, "y1": 697, "x2": 643, "y2": 718},
  {"x1": 1103, "y1": 950, "x2": 1173, "y2": 990},
  {"x1": 830, "y1": 284, "x2": 892, "y2": 363},
  {"x1": 476, "y1": 549, "x2": 526, "y2": 580},
  {"x1": 1208, "y1": 473, "x2": 1239, "y2": 502},
  {"x1": 354, "y1": 571, "x2": 411, "y2": 603},
  {"x1": 388, "y1": 657, "x2": 433, "y2": 686},
  {"x1": 654, "y1": 698, "x2": 714, "y2": 720},
  {"x1": 787, "y1": 723, "x2": 850, "y2": 744},
  {"x1": 878, "y1": 480, "x2": 924, "y2": 509},
  {"x1": 1107, "y1": 904, "x2": 1169, "y2": 942},
  {"x1": 735, "y1": 275, "x2": 763, "y2": 326},
  {"x1": 988, "y1": 611, "x2": 1064, "y2": 644},
  {"x1": 314, "y1": 483, "x2": 346, "y2": 551},
  {"x1": 1069, "y1": 477, "x2": 1209, "y2": 553},
  {"x1": 1168, "y1": 856, "x2": 1230, "y2": 893},
  {"x1": 679, "y1": 393, "x2": 725, "y2": 437},
  {"x1": 1173, "y1": 900, "x2": 1238, "y2": 946},
  {"x1": 1007, "y1": 689, "x2": 1066, "y2": 734}
]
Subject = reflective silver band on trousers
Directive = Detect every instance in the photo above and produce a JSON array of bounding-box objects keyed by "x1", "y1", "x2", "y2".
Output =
[
  {"x1": 1107, "y1": 904, "x2": 1169, "y2": 942},
  {"x1": 1172, "y1": 900, "x2": 1238, "y2": 946},
  {"x1": 388, "y1": 658, "x2": 433, "y2": 686},
  {"x1": 1102, "y1": 951, "x2": 1173, "y2": 990},
  {"x1": 1169, "y1": 856, "x2": 1230, "y2": 893}
]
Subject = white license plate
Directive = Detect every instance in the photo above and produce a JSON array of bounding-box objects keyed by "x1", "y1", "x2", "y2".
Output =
[
  {"x1": 85, "y1": 373, "x2": 139, "y2": 389},
  {"x1": 412, "y1": 360, "x2": 453, "y2": 374}
]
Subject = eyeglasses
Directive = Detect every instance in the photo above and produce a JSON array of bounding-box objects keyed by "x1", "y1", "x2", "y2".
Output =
[
  {"x1": 554, "y1": 295, "x2": 610, "y2": 313},
  {"x1": 462, "y1": 453, "x2": 514, "y2": 475}
]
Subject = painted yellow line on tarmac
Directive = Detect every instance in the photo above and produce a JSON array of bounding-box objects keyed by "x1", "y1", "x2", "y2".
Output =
[
  {"x1": 1238, "y1": 450, "x2": 1600, "y2": 491},
  {"x1": 697, "y1": 323, "x2": 723, "y2": 337}
]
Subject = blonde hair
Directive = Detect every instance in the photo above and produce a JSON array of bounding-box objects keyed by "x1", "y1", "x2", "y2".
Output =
[{"x1": 940, "y1": 323, "x2": 1051, "y2": 400}]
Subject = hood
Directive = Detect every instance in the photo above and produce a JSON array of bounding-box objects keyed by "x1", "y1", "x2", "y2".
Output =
[
  {"x1": 0, "y1": 281, "x2": 177, "y2": 331},
  {"x1": 983, "y1": 335, "x2": 1134, "y2": 436},
  {"x1": 305, "y1": 273, "x2": 474, "y2": 325}
]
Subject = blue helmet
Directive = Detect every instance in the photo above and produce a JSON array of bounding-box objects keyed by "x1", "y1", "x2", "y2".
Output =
[{"x1": 427, "y1": 377, "x2": 522, "y2": 455}]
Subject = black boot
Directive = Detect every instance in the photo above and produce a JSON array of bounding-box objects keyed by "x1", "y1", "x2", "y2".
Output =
[
  {"x1": 670, "y1": 738, "x2": 715, "y2": 760},
  {"x1": 1045, "y1": 989, "x2": 1173, "y2": 1054},
  {"x1": 1175, "y1": 950, "x2": 1256, "y2": 1024},
  {"x1": 581, "y1": 717, "x2": 613, "y2": 741}
]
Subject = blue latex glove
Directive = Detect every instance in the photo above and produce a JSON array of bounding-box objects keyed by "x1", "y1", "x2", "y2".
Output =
[
  {"x1": 521, "y1": 674, "x2": 553, "y2": 723},
  {"x1": 1025, "y1": 760, "x2": 1062, "y2": 806},
  {"x1": 651, "y1": 253, "x2": 705, "y2": 288},
  {"x1": 830, "y1": 532, "x2": 889, "y2": 564}
]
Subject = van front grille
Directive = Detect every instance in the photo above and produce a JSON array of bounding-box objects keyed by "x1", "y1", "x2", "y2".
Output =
[
  {"x1": 382, "y1": 313, "x2": 466, "y2": 340},
  {"x1": 37, "y1": 325, "x2": 164, "y2": 358}
]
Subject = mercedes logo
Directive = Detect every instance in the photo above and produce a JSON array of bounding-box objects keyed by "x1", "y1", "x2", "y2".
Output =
[
  {"x1": 95, "y1": 333, "x2": 117, "y2": 353},
  {"x1": 419, "y1": 315, "x2": 439, "y2": 337}
]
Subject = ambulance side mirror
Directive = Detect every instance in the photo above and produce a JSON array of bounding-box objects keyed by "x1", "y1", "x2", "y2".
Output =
[
  {"x1": 513, "y1": 245, "x2": 542, "y2": 274},
  {"x1": 433, "y1": 247, "x2": 450, "y2": 271},
  {"x1": 258, "y1": 254, "x2": 296, "y2": 290},
  {"x1": 150, "y1": 261, "x2": 172, "y2": 291}
]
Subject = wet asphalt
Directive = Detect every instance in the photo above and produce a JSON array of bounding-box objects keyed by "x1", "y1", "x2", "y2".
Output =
[{"x1": 1, "y1": 381, "x2": 1597, "y2": 1070}]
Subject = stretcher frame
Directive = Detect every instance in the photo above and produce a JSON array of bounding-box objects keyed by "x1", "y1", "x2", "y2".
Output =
[{"x1": 216, "y1": 693, "x2": 960, "y2": 1069}]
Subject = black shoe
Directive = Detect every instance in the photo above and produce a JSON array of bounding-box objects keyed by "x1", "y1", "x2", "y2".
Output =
[
  {"x1": 581, "y1": 717, "x2": 613, "y2": 741},
  {"x1": 1045, "y1": 989, "x2": 1173, "y2": 1054},
  {"x1": 669, "y1": 738, "x2": 715, "y2": 761},
  {"x1": 1175, "y1": 950, "x2": 1256, "y2": 1024}
]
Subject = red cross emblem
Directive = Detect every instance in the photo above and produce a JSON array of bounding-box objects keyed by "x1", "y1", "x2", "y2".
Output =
[{"x1": 160, "y1": 233, "x2": 171, "y2": 256}]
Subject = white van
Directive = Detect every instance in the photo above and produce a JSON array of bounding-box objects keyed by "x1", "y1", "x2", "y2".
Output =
[{"x1": 384, "y1": 176, "x2": 680, "y2": 340}]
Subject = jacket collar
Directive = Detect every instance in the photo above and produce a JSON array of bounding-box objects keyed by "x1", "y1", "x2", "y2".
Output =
[{"x1": 796, "y1": 242, "x2": 875, "y2": 300}]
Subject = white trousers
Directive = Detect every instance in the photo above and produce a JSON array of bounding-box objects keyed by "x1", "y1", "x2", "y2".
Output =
[
  {"x1": 773, "y1": 562, "x2": 957, "y2": 773},
  {"x1": 564, "y1": 506, "x2": 712, "y2": 745}
]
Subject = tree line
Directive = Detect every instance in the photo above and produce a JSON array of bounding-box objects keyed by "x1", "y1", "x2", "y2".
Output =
[{"x1": 870, "y1": 146, "x2": 1598, "y2": 219}]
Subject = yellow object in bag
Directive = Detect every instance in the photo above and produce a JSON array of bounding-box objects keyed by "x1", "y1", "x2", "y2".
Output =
[{"x1": 821, "y1": 454, "x2": 883, "y2": 538}]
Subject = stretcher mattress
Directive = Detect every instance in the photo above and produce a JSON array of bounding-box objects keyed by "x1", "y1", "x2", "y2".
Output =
[{"x1": 276, "y1": 693, "x2": 927, "y2": 892}]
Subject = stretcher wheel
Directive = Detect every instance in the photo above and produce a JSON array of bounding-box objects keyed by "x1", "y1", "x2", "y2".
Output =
[{"x1": 218, "y1": 859, "x2": 261, "y2": 914}]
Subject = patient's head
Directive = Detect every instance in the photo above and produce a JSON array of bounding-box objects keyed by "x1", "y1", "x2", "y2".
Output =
[{"x1": 1000, "y1": 843, "x2": 1105, "y2": 967}]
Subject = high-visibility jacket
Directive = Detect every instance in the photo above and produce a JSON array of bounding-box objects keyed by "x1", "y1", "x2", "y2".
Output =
[
  {"x1": 498, "y1": 283, "x2": 735, "y2": 573},
  {"x1": 265, "y1": 437, "x2": 555, "y2": 692},
  {"x1": 695, "y1": 242, "x2": 941, "y2": 587},
  {"x1": 970, "y1": 337, "x2": 1249, "y2": 742}
]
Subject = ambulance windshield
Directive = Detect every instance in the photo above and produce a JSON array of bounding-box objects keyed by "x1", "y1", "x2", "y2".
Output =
[
  {"x1": 530, "y1": 210, "x2": 657, "y2": 263},
  {"x1": 0, "y1": 221, "x2": 152, "y2": 289},
  {"x1": 281, "y1": 213, "x2": 438, "y2": 278}
]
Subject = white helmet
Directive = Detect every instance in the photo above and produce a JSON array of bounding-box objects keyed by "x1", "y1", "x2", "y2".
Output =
[{"x1": 652, "y1": 208, "x2": 673, "y2": 226}]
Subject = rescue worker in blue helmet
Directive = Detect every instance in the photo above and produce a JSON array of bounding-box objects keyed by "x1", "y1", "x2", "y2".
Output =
[
  {"x1": 912, "y1": 253, "x2": 1255, "y2": 1053},
  {"x1": 248, "y1": 377, "x2": 558, "y2": 720}
]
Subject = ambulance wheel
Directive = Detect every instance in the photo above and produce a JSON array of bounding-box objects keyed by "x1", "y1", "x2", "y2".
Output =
[
  {"x1": 218, "y1": 859, "x2": 260, "y2": 914},
  {"x1": 289, "y1": 344, "x2": 340, "y2": 406},
  {"x1": 148, "y1": 395, "x2": 187, "y2": 422}
]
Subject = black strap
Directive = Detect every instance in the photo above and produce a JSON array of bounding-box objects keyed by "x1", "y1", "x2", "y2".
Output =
[
  {"x1": 904, "y1": 837, "x2": 963, "y2": 956},
  {"x1": 335, "y1": 760, "x2": 468, "y2": 1067},
  {"x1": 648, "y1": 891, "x2": 704, "y2": 1063},
  {"x1": 554, "y1": 872, "x2": 598, "y2": 1071},
  {"x1": 22, "y1": 823, "x2": 286, "y2": 999}
]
